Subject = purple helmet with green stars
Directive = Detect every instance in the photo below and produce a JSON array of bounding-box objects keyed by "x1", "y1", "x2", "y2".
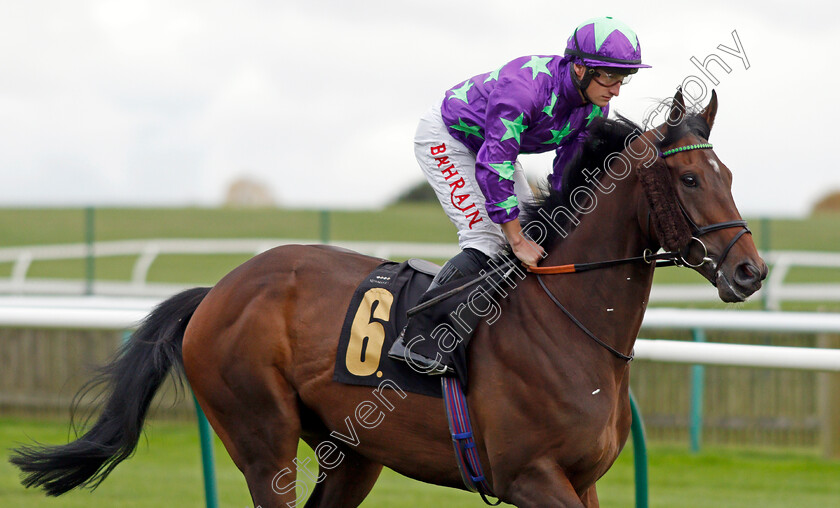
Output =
[{"x1": 564, "y1": 16, "x2": 651, "y2": 70}]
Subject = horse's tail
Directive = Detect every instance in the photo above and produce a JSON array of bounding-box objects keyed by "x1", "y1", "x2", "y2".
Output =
[{"x1": 9, "y1": 286, "x2": 211, "y2": 496}]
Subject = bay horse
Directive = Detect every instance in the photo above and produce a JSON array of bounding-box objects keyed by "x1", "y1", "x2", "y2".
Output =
[{"x1": 11, "y1": 90, "x2": 766, "y2": 507}]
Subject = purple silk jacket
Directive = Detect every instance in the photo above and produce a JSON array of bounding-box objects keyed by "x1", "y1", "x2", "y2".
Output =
[{"x1": 440, "y1": 55, "x2": 607, "y2": 224}]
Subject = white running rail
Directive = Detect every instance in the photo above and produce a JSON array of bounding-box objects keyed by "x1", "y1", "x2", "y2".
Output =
[{"x1": 0, "y1": 298, "x2": 838, "y2": 371}]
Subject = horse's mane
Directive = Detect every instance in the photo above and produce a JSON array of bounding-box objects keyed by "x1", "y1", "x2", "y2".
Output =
[{"x1": 519, "y1": 108, "x2": 710, "y2": 251}]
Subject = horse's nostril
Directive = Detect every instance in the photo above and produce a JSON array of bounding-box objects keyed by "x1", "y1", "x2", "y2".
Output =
[{"x1": 735, "y1": 263, "x2": 761, "y2": 286}]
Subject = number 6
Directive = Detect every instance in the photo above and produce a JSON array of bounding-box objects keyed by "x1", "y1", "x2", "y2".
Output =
[{"x1": 345, "y1": 288, "x2": 393, "y2": 376}]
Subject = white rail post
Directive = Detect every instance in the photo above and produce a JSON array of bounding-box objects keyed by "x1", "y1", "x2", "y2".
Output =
[
  {"x1": 132, "y1": 244, "x2": 161, "y2": 289},
  {"x1": 10, "y1": 252, "x2": 33, "y2": 293},
  {"x1": 818, "y1": 332, "x2": 840, "y2": 458},
  {"x1": 765, "y1": 254, "x2": 791, "y2": 311}
]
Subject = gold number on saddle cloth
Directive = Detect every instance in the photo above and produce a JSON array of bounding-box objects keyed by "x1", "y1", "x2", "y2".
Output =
[{"x1": 345, "y1": 288, "x2": 394, "y2": 376}]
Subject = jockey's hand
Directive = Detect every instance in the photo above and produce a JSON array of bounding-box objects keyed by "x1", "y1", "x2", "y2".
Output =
[{"x1": 501, "y1": 219, "x2": 546, "y2": 267}]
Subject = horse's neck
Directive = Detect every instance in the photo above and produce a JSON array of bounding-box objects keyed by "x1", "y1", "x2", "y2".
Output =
[
  {"x1": 548, "y1": 183, "x2": 651, "y2": 267},
  {"x1": 535, "y1": 178, "x2": 656, "y2": 361}
]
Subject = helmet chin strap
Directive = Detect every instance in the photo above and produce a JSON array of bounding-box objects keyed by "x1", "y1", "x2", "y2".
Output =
[{"x1": 571, "y1": 64, "x2": 595, "y2": 104}]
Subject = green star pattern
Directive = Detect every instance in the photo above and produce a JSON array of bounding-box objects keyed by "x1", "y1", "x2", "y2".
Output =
[
  {"x1": 578, "y1": 16, "x2": 639, "y2": 51},
  {"x1": 500, "y1": 113, "x2": 527, "y2": 144},
  {"x1": 542, "y1": 122, "x2": 572, "y2": 145},
  {"x1": 493, "y1": 195, "x2": 519, "y2": 215},
  {"x1": 484, "y1": 66, "x2": 502, "y2": 83},
  {"x1": 542, "y1": 93, "x2": 557, "y2": 117},
  {"x1": 448, "y1": 80, "x2": 473, "y2": 104},
  {"x1": 449, "y1": 118, "x2": 483, "y2": 139},
  {"x1": 585, "y1": 105, "x2": 603, "y2": 126},
  {"x1": 521, "y1": 55, "x2": 553, "y2": 80},
  {"x1": 490, "y1": 161, "x2": 516, "y2": 181}
]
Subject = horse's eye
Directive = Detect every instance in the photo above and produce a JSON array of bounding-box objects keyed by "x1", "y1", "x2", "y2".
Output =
[{"x1": 680, "y1": 174, "x2": 698, "y2": 188}]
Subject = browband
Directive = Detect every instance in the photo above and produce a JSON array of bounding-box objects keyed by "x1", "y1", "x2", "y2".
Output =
[{"x1": 660, "y1": 143, "x2": 713, "y2": 158}]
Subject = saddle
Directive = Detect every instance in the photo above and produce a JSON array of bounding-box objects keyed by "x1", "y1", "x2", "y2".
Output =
[{"x1": 333, "y1": 257, "x2": 521, "y2": 396}]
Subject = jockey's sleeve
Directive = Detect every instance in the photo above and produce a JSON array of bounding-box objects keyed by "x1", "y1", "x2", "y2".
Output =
[
  {"x1": 551, "y1": 103, "x2": 610, "y2": 190},
  {"x1": 474, "y1": 76, "x2": 540, "y2": 224}
]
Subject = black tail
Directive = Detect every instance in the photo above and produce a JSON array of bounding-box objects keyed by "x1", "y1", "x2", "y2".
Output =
[{"x1": 9, "y1": 287, "x2": 211, "y2": 496}]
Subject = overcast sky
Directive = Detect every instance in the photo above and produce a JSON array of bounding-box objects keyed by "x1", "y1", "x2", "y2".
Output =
[{"x1": 1, "y1": 0, "x2": 836, "y2": 216}]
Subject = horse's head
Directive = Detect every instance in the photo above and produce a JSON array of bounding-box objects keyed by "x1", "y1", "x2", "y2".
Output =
[{"x1": 643, "y1": 89, "x2": 767, "y2": 302}]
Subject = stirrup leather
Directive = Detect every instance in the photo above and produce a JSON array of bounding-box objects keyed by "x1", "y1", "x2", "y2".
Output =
[{"x1": 387, "y1": 329, "x2": 452, "y2": 375}]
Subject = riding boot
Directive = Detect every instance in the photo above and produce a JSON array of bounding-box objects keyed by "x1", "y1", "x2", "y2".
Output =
[{"x1": 387, "y1": 248, "x2": 489, "y2": 374}]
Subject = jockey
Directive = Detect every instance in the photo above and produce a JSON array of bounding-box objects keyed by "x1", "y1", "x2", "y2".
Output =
[{"x1": 389, "y1": 16, "x2": 651, "y2": 372}]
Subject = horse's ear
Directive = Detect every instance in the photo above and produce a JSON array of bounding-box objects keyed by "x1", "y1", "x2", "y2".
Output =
[
  {"x1": 700, "y1": 89, "x2": 718, "y2": 132},
  {"x1": 668, "y1": 87, "x2": 686, "y2": 126}
]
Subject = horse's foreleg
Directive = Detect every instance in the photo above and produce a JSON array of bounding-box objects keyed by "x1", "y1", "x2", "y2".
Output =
[
  {"x1": 581, "y1": 484, "x2": 600, "y2": 507},
  {"x1": 501, "y1": 459, "x2": 586, "y2": 508}
]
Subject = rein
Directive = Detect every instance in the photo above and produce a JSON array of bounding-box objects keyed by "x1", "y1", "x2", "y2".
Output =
[
  {"x1": 527, "y1": 142, "x2": 751, "y2": 361},
  {"x1": 524, "y1": 248, "x2": 684, "y2": 275},
  {"x1": 535, "y1": 274, "x2": 635, "y2": 362}
]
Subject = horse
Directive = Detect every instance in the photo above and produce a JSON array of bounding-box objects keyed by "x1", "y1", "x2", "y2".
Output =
[{"x1": 10, "y1": 89, "x2": 766, "y2": 507}]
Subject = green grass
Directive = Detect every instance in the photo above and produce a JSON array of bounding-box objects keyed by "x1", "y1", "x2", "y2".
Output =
[
  {"x1": 752, "y1": 215, "x2": 840, "y2": 252},
  {"x1": 0, "y1": 205, "x2": 459, "y2": 247},
  {"x1": 0, "y1": 205, "x2": 836, "y2": 248},
  {"x1": 2, "y1": 417, "x2": 839, "y2": 507}
]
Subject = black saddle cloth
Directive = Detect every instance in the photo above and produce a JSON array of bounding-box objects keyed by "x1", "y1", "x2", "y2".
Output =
[{"x1": 333, "y1": 259, "x2": 444, "y2": 397}]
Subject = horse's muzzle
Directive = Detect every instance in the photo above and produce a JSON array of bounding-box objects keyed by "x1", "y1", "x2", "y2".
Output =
[{"x1": 717, "y1": 259, "x2": 767, "y2": 302}]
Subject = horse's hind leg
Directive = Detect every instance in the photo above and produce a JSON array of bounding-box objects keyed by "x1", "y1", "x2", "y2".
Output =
[
  {"x1": 188, "y1": 356, "x2": 303, "y2": 507},
  {"x1": 301, "y1": 440, "x2": 383, "y2": 508}
]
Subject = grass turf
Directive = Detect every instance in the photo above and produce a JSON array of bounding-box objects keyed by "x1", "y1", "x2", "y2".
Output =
[
  {"x1": 2, "y1": 417, "x2": 840, "y2": 507},
  {"x1": 0, "y1": 206, "x2": 837, "y2": 249}
]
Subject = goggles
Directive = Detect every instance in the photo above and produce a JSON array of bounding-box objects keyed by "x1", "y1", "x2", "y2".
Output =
[{"x1": 590, "y1": 68, "x2": 633, "y2": 87}]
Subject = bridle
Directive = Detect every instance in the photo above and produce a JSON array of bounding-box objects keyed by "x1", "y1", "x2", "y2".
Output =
[
  {"x1": 663, "y1": 143, "x2": 751, "y2": 278},
  {"x1": 527, "y1": 142, "x2": 752, "y2": 362}
]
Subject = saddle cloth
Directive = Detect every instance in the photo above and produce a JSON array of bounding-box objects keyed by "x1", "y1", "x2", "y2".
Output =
[{"x1": 333, "y1": 259, "x2": 444, "y2": 398}]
